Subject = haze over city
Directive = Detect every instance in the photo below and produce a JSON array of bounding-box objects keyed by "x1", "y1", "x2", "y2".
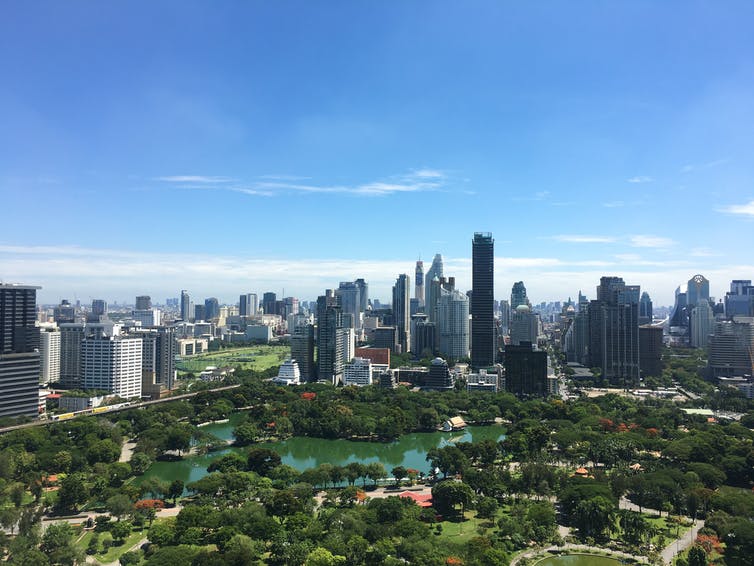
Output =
[{"x1": 2, "y1": 2, "x2": 754, "y2": 303}]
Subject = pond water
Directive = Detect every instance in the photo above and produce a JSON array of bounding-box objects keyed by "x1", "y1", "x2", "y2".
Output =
[
  {"x1": 535, "y1": 555, "x2": 622, "y2": 566},
  {"x1": 140, "y1": 414, "x2": 505, "y2": 487}
]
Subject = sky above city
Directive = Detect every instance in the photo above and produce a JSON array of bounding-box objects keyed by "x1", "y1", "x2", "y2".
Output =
[{"x1": 1, "y1": 1, "x2": 753, "y2": 306}]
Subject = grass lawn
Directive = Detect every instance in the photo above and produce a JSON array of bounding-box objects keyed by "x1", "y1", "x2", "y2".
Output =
[
  {"x1": 177, "y1": 345, "x2": 290, "y2": 374},
  {"x1": 645, "y1": 515, "x2": 691, "y2": 548},
  {"x1": 435, "y1": 510, "x2": 495, "y2": 544},
  {"x1": 77, "y1": 527, "x2": 149, "y2": 564}
]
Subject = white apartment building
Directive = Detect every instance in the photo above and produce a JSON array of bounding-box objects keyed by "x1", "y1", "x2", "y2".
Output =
[
  {"x1": 39, "y1": 328, "x2": 61, "y2": 385},
  {"x1": 82, "y1": 335, "x2": 143, "y2": 399},
  {"x1": 344, "y1": 357, "x2": 372, "y2": 387}
]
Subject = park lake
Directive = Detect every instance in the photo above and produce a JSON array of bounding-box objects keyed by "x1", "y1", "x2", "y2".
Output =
[{"x1": 140, "y1": 413, "x2": 506, "y2": 487}]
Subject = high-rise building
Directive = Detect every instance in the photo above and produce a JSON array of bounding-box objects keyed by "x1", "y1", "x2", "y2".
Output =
[
  {"x1": 336, "y1": 282, "x2": 362, "y2": 330},
  {"x1": 471, "y1": 232, "x2": 495, "y2": 368},
  {"x1": 194, "y1": 304, "x2": 206, "y2": 321},
  {"x1": 39, "y1": 328, "x2": 61, "y2": 385},
  {"x1": 511, "y1": 282, "x2": 528, "y2": 309},
  {"x1": 239, "y1": 293, "x2": 255, "y2": 316},
  {"x1": 82, "y1": 335, "x2": 143, "y2": 398},
  {"x1": 639, "y1": 292, "x2": 653, "y2": 325},
  {"x1": 392, "y1": 274, "x2": 411, "y2": 354},
  {"x1": 135, "y1": 295, "x2": 152, "y2": 310},
  {"x1": 291, "y1": 324, "x2": 315, "y2": 381},
  {"x1": 59, "y1": 323, "x2": 86, "y2": 388},
  {"x1": 437, "y1": 285, "x2": 470, "y2": 361},
  {"x1": 354, "y1": 279, "x2": 368, "y2": 314},
  {"x1": 54, "y1": 299, "x2": 76, "y2": 324},
  {"x1": 262, "y1": 292, "x2": 277, "y2": 316},
  {"x1": 725, "y1": 280, "x2": 754, "y2": 318},
  {"x1": 588, "y1": 276, "x2": 640, "y2": 385},
  {"x1": 708, "y1": 317, "x2": 754, "y2": 377},
  {"x1": 415, "y1": 260, "x2": 425, "y2": 307},
  {"x1": 690, "y1": 301, "x2": 714, "y2": 348},
  {"x1": 639, "y1": 325, "x2": 663, "y2": 378},
  {"x1": 132, "y1": 308, "x2": 162, "y2": 327},
  {"x1": 510, "y1": 305, "x2": 539, "y2": 346},
  {"x1": 687, "y1": 274, "x2": 710, "y2": 308},
  {"x1": 504, "y1": 342, "x2": 548, "y2": 397},
  {"x1": 180, "y1": 290, "x2": 192, "y2": 321},
  {"x1": 316, "y1": 290, "x2": 345, "y2": 384},
  {"x1": 135, "y1": 327, "x2": 176, "y2": 391},
  {"x1": 90, "y1": 299, "x2": 108, "y2": 322},
  {"x1": 564, "y1": 299, "x2": 590, "y2": 365},
  {"x1": 499, "y1": 300, "x2": 511, "y2": 335},
  {"x1": 0, "y1": 284, "x2": 41, "y2": 417},
  {"x1": 424, "y1": 357, "x2": 454, "y2": 390},
  {"x1": 204, "y1": 298, "x2": 220, "y2": 321}
]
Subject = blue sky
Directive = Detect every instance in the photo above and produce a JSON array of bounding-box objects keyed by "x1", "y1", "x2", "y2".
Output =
[{"x1": 1, "y1": 1, "x2": 753, "y2": 305}]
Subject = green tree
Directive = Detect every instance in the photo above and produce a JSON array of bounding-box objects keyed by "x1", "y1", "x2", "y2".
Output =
[
  {"x1": 110, "y1": 520, "x2": 132, "y2": 543},
  {"x1": 119, "y1": 550, "x2": 141, "y2": 565},
  {"x1": 687, "y1": 545, "x2": 707, "y2": 566},
  {"x1": 305, "y1": 547, "x2": 347, "y2": 566},
  {"x1": 106, "y1": 494, "x2": 134, "y2": 521},
  {"x1": 130, "y1": 452, "x2": 152, "y2": 475},
  {"x1": 40, "y1": 522, "x2": 83, "y2": 565},
  {"x1": 55, "y1": 474, "x2": 89, "y2": 512},
  {"x1": 391, "y1": 466, "x2": 407, "y2": 487},
  {"x1": 432, "y1": 481, "x2": 473, "y2": 518},
  {"x1": 167, "y1": 479, "x2": 184, "y2": 504}
]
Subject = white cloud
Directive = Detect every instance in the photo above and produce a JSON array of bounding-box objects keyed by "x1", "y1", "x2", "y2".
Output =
[
  {"x1": 681, "y1": 158, "x2": 730, "y2": 174},
  {"x1": 155, "y1": 175, "x2": 233, "y2": 183},
  {"x1": 156, "y1": 169, "x2": 445, "y2": 197},
  {"x1": 718, "y1": 200, "x2": 754, "y2": 217},
  {"x1": 629, "y1": 235, "x2": 676, "y2": 248},
  {"x1": 627, "y1": 176, "x2": 653, "y2": 183},
  {"x1": 602, "y1": 201, "x2": 625, "y2": 208},
  {"x1": 552, "y1": 235, "x2": 617, "y2": 244}
]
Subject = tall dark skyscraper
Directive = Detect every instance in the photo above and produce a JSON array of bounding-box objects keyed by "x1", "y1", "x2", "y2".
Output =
[
  {"x1": 135, "y1": 295, "x2": 152, "y2": 310},
  {"x1": 511, "y1": 281, "x2": 529, "y2": 309},
  {"x1": 471, "y1": 232, "x2": 495, "y2": 368},
  {"x1": 262, "y1": 292, "x2": 277, "y2": 315},
  {"x1": 0, "y1": 284, "x2": 41, "y2": 418},
  {"x1": 588, "y1": 276, "x2": 640, "y2": 385},
  {"x1": 392, "y1": 274, "x2": 411, "y2": 354},
  {"x1": 204, "y1": 297, "x2": 220, "y2": 320},
  {"x1": 316, "y1": 290, "x2": 344, "y2": 384}
]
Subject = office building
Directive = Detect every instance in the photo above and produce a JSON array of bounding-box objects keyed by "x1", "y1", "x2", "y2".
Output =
[
  {"x1": 425, "y1": 254, "x2": 444, "y2": 322},
  {"x1": 39, "y1": 327, "x2": 61, "y2": 385},
  {"x1": 471, "y1": 232, "x2": 495, "y2": 368},
  {"x1": 204, "y1": 298, "x2": 220, "y2": 321},
  {"x1": 415, "y1": 260, "x2": 425, "y2": 307},
  {"x1": 467, "y1": 368, "x2": 500, "y2": 393},
  {"x1": 82, "y1": 335, "x2": 143, "y2": 398},
  {"x1": 54, "y1": 299, "x2": 76, "y2": 324},
  {"x1": 639, "y1": 325, "x2": 663, "y2": 378},
  {"x1": 262, "y1": 292, "x2": 277, "y2": 315},
  {"x1": 291, "y1": 324, "x2": 315, "y2": 381},
  {"x1": 690, "y1": 300, "x2": 714, "y2": 348},
  {"x1": 499, "y1": 300, "x2": 511, "y2": 335},
  {"x1": 725, "y1": 280, "x2": 754, "y2": 317},
  {"x1": 316, "y1": 290, "x2": 345, "y2": 384},
  {"x1": 588, "y1": 276, "x2": 640, "y2": 385},
  {"x1": 134, "y1": 295, "x2": 151, "y2": 310},
  {"x1": 511, "y1": 281, "x2": 529, "y2": 309},
  {"x1": 708, "y1": 317, "x2": 754, "y2": 377},
  {"x1": 392, "y1": 274, "x2": 411, "y2": 354},
  {"x1": 59, "y1": 323, "x2": 86, "y2": 388},
  {"x1": 423, "y1": 357, "x2": 455, "y2": 390},
  {"x1": 686, "y1": 274, "x2": 710, "y2": 309},
  {"x1": 194, "y1": 304, "x2": 206, "y2": 321},
  {"x1": 89, "y1": 299, "x2": 108, "y2": 322},
  {"x1": 639, "y1": 292, "x2": 653, "y2": 325},
  {"x1": 510, "y1": 304, "x2": 539, "y2": 346},
  {"x1": 504, "y1": 342, "x2": 548, "y2": 397},
  {"x1": 239, "y1": 293, "x2": 258, "y2": 317},
  {"x1": 344, "y1": 357, "x2": 372, "y2": 387},
  {"x1": 0, "y1": 284, "x2": 41, "y2": 417},
  {"x1": 437, "y1": 285, "x2": 470, "y2": 361},
  {"x1": 132, "y1": 308, "x2": 161, "y2": 327},
  {"x1": 180, "y1": 290, "x2": 192, "y2": 321},
  {"x1": 336, "y1": 282, "x2": 363, "y2": 330}
]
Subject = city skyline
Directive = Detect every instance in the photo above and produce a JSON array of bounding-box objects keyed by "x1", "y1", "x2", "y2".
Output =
[{"x1": 2, "y1": 3, "x2": 754, "y2": 305}]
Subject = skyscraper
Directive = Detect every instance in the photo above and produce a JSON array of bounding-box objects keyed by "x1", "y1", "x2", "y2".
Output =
[
  {"x1": 336, "y1": 282, "x2": 362, "y2": 330},
  {"x1": 426, "y1": 253, "x2": 444, "y2": 283},
  {"x1": 415, "y1": 260, "x2": 425, "y2": 307},
  {"x1": 261, "y1": 292, "x2": 276, "y2": 315},
  {"x1": 392, "y1": 274, "x2": 411, "y2": 354},
  {"x1": 437, "y1": 285, "x2": 470, "y2": 361},
  {"x1": 471, "y1": 232, "x2": 495, "y2": 368},
  {"x1": 686, "y1": 274, "x2": 710, "y2": 308},
  {"x1": 204, "y1": 297, "x2": 220, "y2": 321},
  {"x1": 639, "y1": 291, "x2": 653, "y2": 325},
  {"x1": 708, "y1": 317, "x2": 754, "y2": 377},
  {"x1": 90, "y1": 299, "x2": 108, "y2": 322},
  {"x1": 239, "y1": 293, "x2": 258, "y2": 316},
  {"x1": 725, "y1": 280, "x2": 754, "y2": 317},
  {"x1": 180, "y1": 290, "x2": 192, "y2": 322},
  {"x1": 317, "y1": 290, "x2": 345, "y2": 384},
  {"x1": 82, "y1": 334, "x2": 143, "y2": 398},
  {"x1": 0, "y1": 284, "x2": 41, "y2": 417},
  {"x1": 39, "y1": 327, "x2": 61, "y2": 385},
  {"x1": 291, "y1": 324, "x2": 315, "y2": 381},
  {"x1": 135, "y1": 295, "x2": 152, "y2": 310},
  {"x1": 588, "y1": 276, "x2": 640, "y2": 385},
  {"x1": 504, "y1": 342, "x2": 548, "y2": 397},
  {"x1": 511, "y1": 282, "x2": 528, "y2": 309}
]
